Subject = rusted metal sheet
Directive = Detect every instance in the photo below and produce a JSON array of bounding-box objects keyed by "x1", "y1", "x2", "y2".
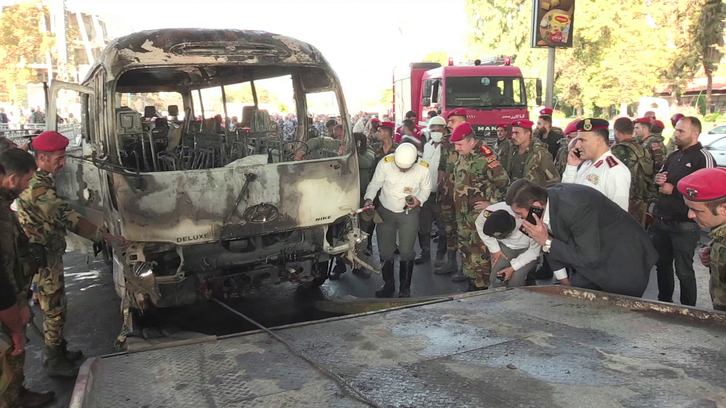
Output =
[{"x1": 71, "y1": 287, "x2": 726, "y2": 408}]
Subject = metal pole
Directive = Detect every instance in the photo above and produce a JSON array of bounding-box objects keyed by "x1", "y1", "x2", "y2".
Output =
[{"x1": 545, "y1": 47, "x2": 555, "y2": 108}]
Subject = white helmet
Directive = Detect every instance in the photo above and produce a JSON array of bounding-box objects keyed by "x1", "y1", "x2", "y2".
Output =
[
  {"x1": 428, "y1": 115, "x2": 446, "y2": 129},
  {"x1": 394, "y1": 143, "x2": 419, "y2": 169}
]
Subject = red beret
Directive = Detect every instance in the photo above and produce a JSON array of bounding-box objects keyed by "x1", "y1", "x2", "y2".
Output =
[
  {"x1": 633, "y1": 117, "x2": 652, "y2": 125},
  {"x1": 576, "y1": 118, "x2": 609, "y2": 131},
  {"x1": 678, "y1": 168, "x2": 726, "y2": 202},
  {"x1": 563, "y1": 119, "x2": 581, "y2": 135},
  {"x1": 380, "y1": 121, "x2": 395, "y2": 129},
  {"x1": 32, "y1": 131, "x2": 69, "y2": 152},
  {"x1": 511, "y1": 119, "x2": 534, "y2": 129},
  {"x1": 652, "y1": 120, "x2": 665, "y2": 130},
  {"x1": 671, "y1": 113, "x2": 685, "y2": 128},
  {"x1": 539, "y1": 108, "x2": 553, "y2": 117},
  {"x1": 496, "y1": 123, "x2": 508, "y2": 129},
  {"x1": 447, "y1": 108, "x2": 467, "y2": 120},
  {"x1": 449, "y1": 122, "x2": 473, "y2": 142},
  {"x1": 370, "y1": 118, "x2": 381, "y2": 125}
]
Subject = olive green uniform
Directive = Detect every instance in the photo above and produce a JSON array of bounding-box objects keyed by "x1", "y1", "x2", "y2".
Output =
[
  {"x1": 610, "y1": 139, "x2": 657, "y2": 226},
  {"x1": 503, "y1": 140, "x2": 560, "y2": 187},
  {"x1": 642, "y1": 133, "x2": 667, "y2": 174},
  {"x1": 708, "y1": 223, "x2": 726, "y2": 311}
]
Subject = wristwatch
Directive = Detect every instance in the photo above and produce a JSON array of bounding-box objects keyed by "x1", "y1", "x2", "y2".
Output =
[{"x1": 542, "y1": 238, "x2": 552, "y2": 253}]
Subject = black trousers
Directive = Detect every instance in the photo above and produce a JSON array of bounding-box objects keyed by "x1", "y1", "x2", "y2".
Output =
[
  {"x1": 651, "y1": 219, "x2": 700, "y2": 306},
  {"x1": 417, "y1": 193, "x2": 446, "y2": 255}
]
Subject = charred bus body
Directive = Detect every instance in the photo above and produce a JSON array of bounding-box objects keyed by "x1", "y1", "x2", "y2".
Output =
[{"x1": 46, "y1": 29, "x2": 364, "y2": 338}]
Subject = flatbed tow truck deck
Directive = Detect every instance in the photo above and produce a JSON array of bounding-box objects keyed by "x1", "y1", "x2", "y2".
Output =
[{"x1": 71, "y1": 286, "x2": 726, "y2": 407}]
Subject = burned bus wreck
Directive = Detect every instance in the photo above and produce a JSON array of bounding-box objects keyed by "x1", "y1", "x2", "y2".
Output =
[{"x1": 46, "y1": 29, "x2": 365, "y2": 341}]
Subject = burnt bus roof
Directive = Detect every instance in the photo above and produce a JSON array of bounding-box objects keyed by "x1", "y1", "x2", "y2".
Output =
[{"x1": 85, "y1": 28, "x2": 330, "y2": 84}]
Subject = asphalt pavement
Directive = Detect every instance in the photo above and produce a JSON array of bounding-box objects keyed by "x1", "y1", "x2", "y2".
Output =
[{"x1": 21, "y1": 232, "x2": 715, "y2": 407}]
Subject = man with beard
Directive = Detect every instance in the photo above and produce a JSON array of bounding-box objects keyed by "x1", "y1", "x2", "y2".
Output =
[{"x1": 536, "y1": 108, "x2": 564, "y2": 159}]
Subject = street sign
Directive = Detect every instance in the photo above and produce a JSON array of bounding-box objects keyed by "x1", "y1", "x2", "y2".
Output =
[{"x1": 531, "y1": 0, "x2": 575, "y2": 48}]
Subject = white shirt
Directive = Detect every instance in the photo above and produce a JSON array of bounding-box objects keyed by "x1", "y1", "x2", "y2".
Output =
[
  {"x1": 562, "y1": 150, "x2": 631, "y2": 211},
  {"x1": 365, "y1": 155, "x2": 432, "y2": 213},
  {"x1": 542, "y1": 199, "x2": 569, "y2": 281},
  {"x1": 422, "y1": 140, "x2": 442, "y2": 191},
  {"x1": 475, "y1": 202, "x2": 542, "y2": 271},
  {"x1": 353, "y1": 118, "x2": 367, "y2": 133}
]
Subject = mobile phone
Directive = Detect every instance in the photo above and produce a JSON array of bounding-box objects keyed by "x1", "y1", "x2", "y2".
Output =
[
  {"x1": 496, "y1": 273, "x2": 505, "y2": 283},
  {"x1": 526, "y1": 206, "x2": 544, "y2": 225},
  {"x1": 574, "y1": 148, "x2": 582, "y2": 158}
]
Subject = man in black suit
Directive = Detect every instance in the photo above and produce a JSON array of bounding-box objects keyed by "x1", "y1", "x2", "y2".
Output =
[{"x1": 510, "y1": 181, "x2": 657, "y2": 297}]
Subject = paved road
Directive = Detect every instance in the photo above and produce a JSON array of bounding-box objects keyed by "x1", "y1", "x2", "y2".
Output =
[{"x1": 22, "y1": 233, "x2": 714, "y2": 407}]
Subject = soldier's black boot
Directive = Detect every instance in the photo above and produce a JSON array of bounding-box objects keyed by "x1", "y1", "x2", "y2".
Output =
[
  {"x1": 62, "y1": 339, "x2": 84, "y2": 362},
  {"x1": 45, "y1": 345, "x2": 79, "y2": 377},
  {"x1": 435, "y1": 252, "x2": 458, "y2": 275},
  {"x1": 414, "y1": 233, "x2": 431, "y2": 265},
  {"x1": 19, "y1": 387, "x2": 55, "y2": 407},
  {"x1": 399, "y1": 260, "x2": 414, "y2": 298},
  {"x1": 433, "y1": 251, "x2": 447, "y2": 268},
  {"x1": 375, "y1": 261, "x2": 395, "y2": 298},
  {"x1": 465, "y1": 278, "x2": 488, "y2": 292}
]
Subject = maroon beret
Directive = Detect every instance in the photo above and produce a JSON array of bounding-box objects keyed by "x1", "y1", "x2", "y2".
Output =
[
  {"x1": 671, "y1": 113, "x2": 685, "y2": 128},
  {"x1": 370, "y1": 118, "x2": 381, "y2": 125},
  {"x1": 678, "y1": 168, "x2": 726, "y2": 202},
  {"x1": 380, "y1": 121, "x2": 395, "y2": 129},
  {"x1": 539, "y1": 108, "x2": 553, "y2": 117},
  {"x1": 633, "y1": 117, "x2": 652, "y2": 125},
  {"x1": 32, "y1": 131, "x2": 69, "y2": 152},
  {"x1": 447, "y1": 108, "x2": 467, "y2": 120},
  {"x1": 496, "y1": 123, "x2": 508, "y2": 129},
  {"x1": 511, "y1": 119, "x2": 534, "y2": 129},
  {"x1": 449, "y1": 122, "x2": 473, "y2": 142}
]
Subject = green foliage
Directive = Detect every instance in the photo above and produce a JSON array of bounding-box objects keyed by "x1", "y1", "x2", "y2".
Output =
[
  {"x1": 378, "y1": 88, "x2": 393, "y2": 106},
  {"x1": 422, "y1": 51, "x2": 448, "y2": 66},
  {"x1": 463, "y1": 0, "x2": 726, "y2": 115},
  {"x1": 225, "y1": 84, "x2": 279, "y2": 105},
  {"x1": 277, "y1": 102, "x2": 289, "y2": 113},
  {"x1": 704, "y1": 112, "x2": 724, "y2": 122}
]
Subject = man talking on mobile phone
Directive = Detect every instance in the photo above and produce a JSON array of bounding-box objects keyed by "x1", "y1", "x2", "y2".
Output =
[{"x1": 510, "y1": 180, "x2": 658, "y2": 297}]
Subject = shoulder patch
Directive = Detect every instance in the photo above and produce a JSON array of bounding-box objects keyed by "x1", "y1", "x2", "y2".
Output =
[
  {"x1": 606, "y1": 156, "x2": 618, "y2": 168},
  {"x1": 419, "y1": 160, "x2": 429, "y2": 168},
  {"x1": 652, "y1": 144, "x2": 661, "y2": 150},
  {"x1": 384, "y1": 155, "x2": 394, "y2": 163},
  {"x1": 483, "y1": 210, "x2": 492, "y2": 218},
  {"x1": 486, "y1": 155, "x2": 496, "y2": 163},
  {"x1": 594, "y1": 160, "x2": 603, "y2": 168},
  {"x1": 480, "y1": 145, "x2": 493, "y2": 157}
]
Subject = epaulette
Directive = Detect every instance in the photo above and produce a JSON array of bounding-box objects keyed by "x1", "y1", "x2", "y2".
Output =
[
  {"x1": 483, "y1": 210, "x2": 492, "y2": 218},
  {"x1": 384, "y1": 155, "x2": 394, "y2": 163},
  {"x1": 606, "y1": 156, "x2": 618, "y2": 168},
  {"x1": 419, "y1": 160, "x2": 429, "y2": 168},
  {"x1": 480, "y1": 145, "x2": 494, "y2": 157},
  {"x1": 594, "y1": 160, "x2": 603, "y2": 168}
]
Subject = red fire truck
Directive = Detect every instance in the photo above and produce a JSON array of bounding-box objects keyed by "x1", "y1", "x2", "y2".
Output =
[{"x1": 393, "y1": 56, "x2": 541, "y2": 144}]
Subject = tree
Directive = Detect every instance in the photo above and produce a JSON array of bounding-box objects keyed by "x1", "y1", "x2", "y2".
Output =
[
  {"x1": 692, "y1": 0, "x2": 725, "y2": 112},
  {"x1": 378, "y1": 88, "x2": 393, "y2": 106},
  {"x1": 0, "y1": 0, "x2": 55, "y2": 104},
  {"x1": 422, "y1": 51, "x2": 448, "y2": 66}
]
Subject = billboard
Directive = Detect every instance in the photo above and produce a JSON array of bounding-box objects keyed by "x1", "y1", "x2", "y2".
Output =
[{"x1": 531, "y1": 0, "x2": 575, "y2": 48}]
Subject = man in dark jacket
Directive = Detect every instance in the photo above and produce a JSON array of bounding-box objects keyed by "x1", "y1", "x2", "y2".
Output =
[{"x1": 511, "y1": 181, "x2": 658, "y2": 297}]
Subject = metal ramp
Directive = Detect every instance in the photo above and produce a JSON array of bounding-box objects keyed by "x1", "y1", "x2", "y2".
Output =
[{"x1": 71, "y1": 287, "x2": 726, "y2": 408}]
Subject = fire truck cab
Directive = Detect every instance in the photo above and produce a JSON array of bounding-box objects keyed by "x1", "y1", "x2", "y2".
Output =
[{"x1": 393, "y1": 56, "x2": 539, "y2": 144}]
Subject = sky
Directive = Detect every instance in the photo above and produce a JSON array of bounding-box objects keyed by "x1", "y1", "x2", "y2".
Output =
[{"x1": 64, "y1": 0, "x2": 469, "y2": 110}]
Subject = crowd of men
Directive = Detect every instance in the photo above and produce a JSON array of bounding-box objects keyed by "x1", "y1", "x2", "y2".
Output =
[
  {"x1": 0, "y1": 106, "x2": 725, "y2": 407},
  {"x1": 357, "y1": 108, "x2": 725, "y2": 315}
]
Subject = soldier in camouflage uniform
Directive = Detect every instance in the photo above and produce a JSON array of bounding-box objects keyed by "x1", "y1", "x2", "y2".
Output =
[
  {"x1": 610, "y1": 118, "x2": 657, "y2": 226},
  {"x1": 450, "y1": 123, "x2": 510, "y2": 290},
  {"x1": 677, "y1": 168, "x2": 726, "y2": 311},
  {"x1": 634, "y1": 117, "x2": 667, "y2": 173},
  {"x1": 0, "y1": 149, "x2": 55, "y2": 406},
  {"x1": 504, "y1": 120, "x2": 560, "y2": 187},
  {"x1": 554, "y1": 120, "x2": 580, "y2": 176},
  {"x1": 434, "y1": 109, "x2": 469, "y2": 280},
  {"x1": 16, "y1": 131, "x2": 126, "y2": 377},
  {"x1": 494, "y1": 123, "x2": 514, "y2": 170}
]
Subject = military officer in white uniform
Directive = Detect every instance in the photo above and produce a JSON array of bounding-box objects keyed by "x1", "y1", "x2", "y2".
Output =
[
  {"x1": 562, "y1": 118, "x2": 631, "y2": 211},
  {"x1": 365, "y1": 143, "x2": 432, "y2": 298}
]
